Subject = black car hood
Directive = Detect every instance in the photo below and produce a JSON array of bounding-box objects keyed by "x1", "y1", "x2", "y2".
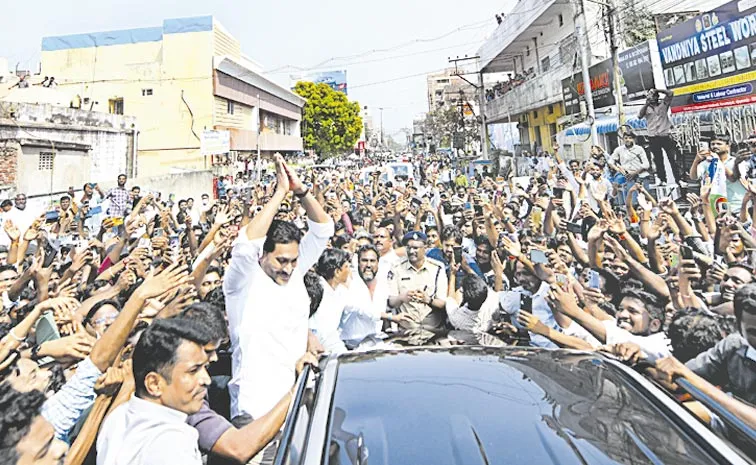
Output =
[{"x1": 325, "y1": 347, "x2": 717, "y2": 465}]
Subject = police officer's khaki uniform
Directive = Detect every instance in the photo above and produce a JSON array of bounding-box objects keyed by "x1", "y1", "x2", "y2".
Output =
[{"x1": 388, "y1": 257, "x2": 448, "y2": 329}]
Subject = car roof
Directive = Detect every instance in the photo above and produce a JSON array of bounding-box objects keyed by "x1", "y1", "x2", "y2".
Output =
[{"x1": 315, "y1": 346, "x2": 747, "y2": 465}]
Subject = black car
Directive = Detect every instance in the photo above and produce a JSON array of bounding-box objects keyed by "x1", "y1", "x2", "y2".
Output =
[{"x1": 275, "y1": 347, "x2": 754, "y2": 465}]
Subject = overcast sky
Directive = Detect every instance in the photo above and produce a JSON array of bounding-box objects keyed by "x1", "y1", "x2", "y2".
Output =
[{"x1": 1, "y1": 0, "x2": 510, "y2": 136}]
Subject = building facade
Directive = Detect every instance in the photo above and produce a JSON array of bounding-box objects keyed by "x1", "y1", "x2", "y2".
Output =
[
  {"x1": 427, "y1": 69, "x2": 479, "y2": 114},
  {"x1": 479, "y1": 0, "x2": 610, "y2": 156},
  {"x1": 40, "y1": 16, "x2": 304, "y2": 176},
  {"x1": 0, "y1": 101, "x2": 136, "y2": 201}
]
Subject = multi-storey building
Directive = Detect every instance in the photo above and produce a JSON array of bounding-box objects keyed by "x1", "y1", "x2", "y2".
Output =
[
  {"x1": 479, "y1": 0, "x2": 610, "y2": 156},
  {"x1": 40, "y1": 16, "x2": 304, "y2": 176}
]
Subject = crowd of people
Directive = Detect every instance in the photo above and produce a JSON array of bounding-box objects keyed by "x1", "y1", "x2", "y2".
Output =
[
  {"x1": 485, "y1": 71, "x2": 535, "y2": 102},
  {"x1": 0, "y1": 127, "x2": 755, "y2": 464}
]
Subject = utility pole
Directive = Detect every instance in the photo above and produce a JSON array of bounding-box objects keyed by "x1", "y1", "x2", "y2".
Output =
[
  {"x1": 256, "y1": 94, "x2": 262, "y2": 181},
  {"x1": 607, "y1": 0, "x2": 625, "y2": 125},
  {"x1": 377, "y1": 107, "x2": 385, "y2": 150},
  {"x1": 449, "y1": 55, "x2": 489, "y2": 160},
  {"x1": 573, "y1": 0, "x2": 598, "y2": 145}
]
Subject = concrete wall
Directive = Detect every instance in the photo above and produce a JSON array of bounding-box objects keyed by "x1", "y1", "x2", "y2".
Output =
[{"x1": 99, "y1": 170, "x2": 215, "y2": 202}]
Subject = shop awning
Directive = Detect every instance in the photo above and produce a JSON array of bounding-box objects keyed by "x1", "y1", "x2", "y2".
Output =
[{"x1": 565, "y1": 116, "x2": 647, "y2": 136}]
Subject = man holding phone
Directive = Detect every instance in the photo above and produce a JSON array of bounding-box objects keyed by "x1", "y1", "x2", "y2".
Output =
[
  {"x1": 689, "y1": 134, "x2": 746, "y2": 214},
  {"x1": 498, "y1": 261, "x2": 561, "y2": 348}
]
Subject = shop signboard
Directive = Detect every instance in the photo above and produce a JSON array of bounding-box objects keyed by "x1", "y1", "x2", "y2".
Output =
[
  {"x1": 562, "y1": 41, "x2": 657, "y2": 114},
  {"x1": 657, "y1": 0, "x2": 756, "y2": 112}
]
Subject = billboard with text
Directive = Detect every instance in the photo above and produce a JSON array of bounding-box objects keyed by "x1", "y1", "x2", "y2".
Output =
[{"x1": 657, "y1": 0, "x2": 756, "y2": 113}]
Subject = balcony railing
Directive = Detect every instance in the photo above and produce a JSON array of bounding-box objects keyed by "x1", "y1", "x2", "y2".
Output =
[{"x1": 485, "y1": 65, "x2": 567, "y2": 121}]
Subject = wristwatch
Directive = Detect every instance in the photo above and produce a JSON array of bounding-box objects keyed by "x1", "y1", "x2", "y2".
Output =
[
  {"x1": 30, "y1": 343, "x2": 43, "y2": 361},
  {"x1": 294, "y1": 188, "x2": 310, "y2": 199}
]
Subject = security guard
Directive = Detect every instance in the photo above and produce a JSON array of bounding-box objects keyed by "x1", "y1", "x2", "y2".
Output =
[{"x1": 388, "y1": 231, "x2": 448, "y2": 330}]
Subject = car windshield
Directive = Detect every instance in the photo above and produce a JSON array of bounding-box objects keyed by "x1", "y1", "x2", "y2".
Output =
[{"x1": 325, "y1": 349, "x2": 718, "y2": 465}]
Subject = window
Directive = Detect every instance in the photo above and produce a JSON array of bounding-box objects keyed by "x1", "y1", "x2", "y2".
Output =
[
  {"x1": 548, "y1": 104, "x2": 554, "y2": 114},
  {"x1": 227, "y1": 100, "x2": 235, "y2": 115},
  {"x1": 141, "y1": 88, "x2": 153, "y2": 96},
  {"x1": 541, "y1": 56, "x2": 551, "y2": 72},
  {"x1": 109, "y1": 98, "x2": 124, "y2": 115},
  {"x1": 38, "y1": 152, "x2": 54, "y2": 171},
  {"x1": 549, "y1": 123, "x2": 558, "y2": 140},
  {"x1": 532, "y1": 110, "x2": 538, "y2": 119},
  {"x1": 558, "y1": 14, "x2": 564, "y2": 26}
]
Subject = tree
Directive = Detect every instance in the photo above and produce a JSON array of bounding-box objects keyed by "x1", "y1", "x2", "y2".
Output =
[
  {"x1": 293, "y1": 81, "x2": 363, "y2": 159},
  {"x1": 620, "y1": 0, "x2": 656, "y2": 47},
  {"x1": 424, "y1": 104, "x2": 480, "y2": 150}
]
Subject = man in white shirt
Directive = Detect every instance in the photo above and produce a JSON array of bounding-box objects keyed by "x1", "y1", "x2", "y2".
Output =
[
  {"x1": 309, "y1": 248, "x2": 352, "y2": 353},
  {"x1": 3, "y1": 193, "x2": 38, "y2": 245},
  {"x1": 223, "y1": 154, "x2": 333, "y2": 423},
  {"x1": 97, "y1": 318, "x2": 212, "y2": 465},
  {"x1": 373, "y1": 227, "x2": 403, "y2": 285},
  {"x1": 554, "y1": 286, "x2": 670, "y2": 361},
  {"x1": 689, "y1": 134, "x2": 747, "y2": 214},
  {"x1": 340, "y1": 244, "x2": 405, "y2": 348},
  {"x1": 446, "y1": 274, "x2": 498, "y2": 333}
]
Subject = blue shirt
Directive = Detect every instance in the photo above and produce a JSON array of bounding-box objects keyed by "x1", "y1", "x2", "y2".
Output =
[
  {"x1": 499, "y1": 282, "x2": 560, "y2": 349},
  {"x1": 426, "y1": 248, "x2": 484, "y2": 288},
  {"x1": 41, "y1": 357, "x2": 103, "y2": 441}
]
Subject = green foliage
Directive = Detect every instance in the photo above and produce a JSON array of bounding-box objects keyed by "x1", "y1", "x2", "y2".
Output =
[
  {"x1": 621, "y1": 0, "x2": 656, "y2": 47},
  {"x1": 424, "y1": 105, "x2": 480, "y2": 149},
  {"x1": 293, "y1": 81, "x2": 363, "y2": 158}
]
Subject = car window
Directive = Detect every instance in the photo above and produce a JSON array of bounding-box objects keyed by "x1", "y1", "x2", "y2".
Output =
[{"x1": 324, "y1": 351, "x2": 720, "y2": 465}]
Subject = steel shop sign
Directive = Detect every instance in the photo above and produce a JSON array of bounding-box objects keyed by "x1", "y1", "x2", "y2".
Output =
[
  {"x1": 658, "y1": 0, "x2": 756, "y2": 113},
  {"x1": 562, "y1": 42, "x2": 656, "y2": 115}
]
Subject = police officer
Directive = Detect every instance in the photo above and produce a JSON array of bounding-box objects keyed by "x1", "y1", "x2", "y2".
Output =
[{"x1": 388, "y1": 231, "x2": 448, "y2": 330}]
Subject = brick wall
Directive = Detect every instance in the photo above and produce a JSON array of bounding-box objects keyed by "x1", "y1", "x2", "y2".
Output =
[{"x1": 0, "y1": 143, "x2": 18, "y2": 187}]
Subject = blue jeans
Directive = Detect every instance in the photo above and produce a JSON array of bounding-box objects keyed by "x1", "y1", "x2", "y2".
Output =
[{"x1": 619, "y1": 176, "x2": 652, "y2": 206}]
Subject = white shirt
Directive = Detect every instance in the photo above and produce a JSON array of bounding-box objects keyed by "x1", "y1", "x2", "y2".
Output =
[
  {"x1": 446, "y1": 288, "x2": 499, "y2": 333},
  {"x1": 309, "y1": 277, "x2": 348, "y2": 353},
  {"x1": 97, "y1": 395, "x2": 201, "y2": 465},
  {"x1": 340, "y1": 276, "x2": 389, "y2": 343},
  {"x1": 611, "y1": 144, "x2": 650, "y2": 177},
  {"x1": 603, "y1": 320, "x2": 671, "y2": 362},
  {"x1": 378, "y1": 249, "x2": 402, "y2": 286},
  {"x1": 223, "y1": 218, "x2": 334, "y2": 419},
  {"x1": 0, "y1": 206, "x2": 38, "y2": 246}
]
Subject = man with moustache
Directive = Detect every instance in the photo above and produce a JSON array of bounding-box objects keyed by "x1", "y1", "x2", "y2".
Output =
[
  {"x1": 97, "y1": 319, "x2": 213, "y2": 465},
  {"x1": 387, "y1": 232, "x2": 448, "y2": 330},
  {"x1": 340, "y1": 244, "x2": 411, "y2": 348},
  {"x1": 223, "y1": 155, "x2": 332, "y2": 430}
]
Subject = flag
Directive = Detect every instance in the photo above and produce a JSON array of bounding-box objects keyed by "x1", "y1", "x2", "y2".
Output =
[{"x1": 707, "y1": 158, "x2": 728, "y2": 214}]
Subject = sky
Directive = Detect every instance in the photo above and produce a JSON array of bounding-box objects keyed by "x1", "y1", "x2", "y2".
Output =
[{"x1": 0, "y1": 0, "x2": 510, "y2": 137}]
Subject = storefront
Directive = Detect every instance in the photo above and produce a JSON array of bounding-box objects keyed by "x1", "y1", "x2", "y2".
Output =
[
  {"x1": 658, "y1": 0, "x2": 756, "y2": 152},
  {"x1": 559, "y1": 40, "x2": 664, "y2": 159}
]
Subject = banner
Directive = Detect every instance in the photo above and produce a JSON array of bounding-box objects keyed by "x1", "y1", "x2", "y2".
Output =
[
  {"x1": 294, "y1": 70, "x2": 348, "y2": 95},
  {"x1": 657, "y1": 0, "x2": 756, "y2": 113},
  {"x1": 562, "y1": 41, "x2": 658, "y2": 115},
  {"x1": 201, "y1": 130, "x2": 230, "y2": 156}
]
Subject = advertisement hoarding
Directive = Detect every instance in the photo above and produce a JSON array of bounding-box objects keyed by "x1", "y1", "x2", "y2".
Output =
[
  {"x1": 296, "y1": 70, "x2": 348, "y2": 95},
  {"x1": 657, "y1": 0, "x2": 756, "y2": 113},
  {"x1": 562, "y1": 41, "x2": 658, "y2": 115}
]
